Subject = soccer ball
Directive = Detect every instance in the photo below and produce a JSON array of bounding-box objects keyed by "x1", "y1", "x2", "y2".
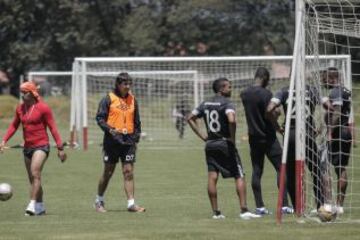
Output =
[
  {"x1": 317, "y1": 206, "x2": 336, "y2": 222},
  {"x1": 0, "y1": 183, "x2": 13, "y2": 201}
]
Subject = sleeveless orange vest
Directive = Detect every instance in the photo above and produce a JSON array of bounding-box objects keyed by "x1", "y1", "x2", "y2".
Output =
[{"x1": 107, "y1": 92, "x2": 135, "y2": 134}]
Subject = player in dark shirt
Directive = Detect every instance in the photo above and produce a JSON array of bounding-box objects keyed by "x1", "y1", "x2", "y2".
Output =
[
  {"x1": 322, "y1": 67, "x2": 352, "y2": 214},
  {"x1": 241, "y1": 67, "x2": 292, "y2": 215},
  {"x1": 187, "y1": 77, "x2": 260, "y2": 220},
  {"x1": 267, "y1": 84, "x2": 325, "y2": 212},
  {"x1": 173, "y1": 96, "x2": 191, "y2": 139}
]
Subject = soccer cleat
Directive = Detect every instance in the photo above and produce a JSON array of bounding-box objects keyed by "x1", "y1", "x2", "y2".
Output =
[
  {"x1": 127, "y1": 204, "x2": 146, "y2": 213},
  {"x1": 255, "y1": 207, "x2": 271, "y2": 215},
  {"x1": 36, "y1": 207, "x2": 46, "y2": 216},
  {"x1": 281, "y1": 206, "x2": 294, "y2": 214},
  {"x1": 212, "y1": 214, "x2": 226, "y2": 219},
  {"x1": 36, "y1": 209, "x2": 46, "y2": 216},
  {"x1": 240, "y1": 211, "x2": 261, "y2": 220},
  {"x1": 94, "y1": 201, "x2": 107, "y2": 213},
  {"x1": 212, "y1": 210, "x2": 225, "y2": 219},
  {"x1": 25, "y1": 204, "x2": 36, "y2": 216},
  {"x1": 35, "y1": 203, "x2": 46, "y2": 216}
]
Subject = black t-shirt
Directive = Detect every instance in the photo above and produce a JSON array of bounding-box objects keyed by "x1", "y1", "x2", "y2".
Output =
[
  {"x1": 272, "y1": 85, "x2": 319, "y2": 131},
  {"x1": 192, "y1": 95, "x2": 235, "y2": 140},
  {"x1": 329, "y1": 86, "x2": 351, "y2": 126},
  {"x1": 240, "y1": 85, "x2": 276, "y2": 139}
]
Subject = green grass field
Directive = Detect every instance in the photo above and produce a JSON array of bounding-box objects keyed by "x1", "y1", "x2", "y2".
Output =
[
  {"x1": 1, "y1": 83, "x2": 360, "y2": 239},
  {"x1": 1, "y1": 138, "x2": 360, "y2": 240}
]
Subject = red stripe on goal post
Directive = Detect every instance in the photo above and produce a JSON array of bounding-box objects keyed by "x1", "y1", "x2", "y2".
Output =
[{"x1": 295, "y1": 160, "x2": 305, "y2": 216}]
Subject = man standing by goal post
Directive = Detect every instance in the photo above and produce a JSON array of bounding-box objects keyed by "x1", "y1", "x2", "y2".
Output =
[
  {"x1": 267, "y1": 83, "x2": 326, "y2": 213},
  {"x1": 241, "y1": 67, "x2": 292, "y2": 215},
  {"x1": 94, "y1": 72, "x2": 145, "y2": 213},
  {"x1": 322, "y1": 67, "x2": 352, "y2": 215},
  {"x1": 187, "y1": 77, "x2": 260, "y2": 220}
]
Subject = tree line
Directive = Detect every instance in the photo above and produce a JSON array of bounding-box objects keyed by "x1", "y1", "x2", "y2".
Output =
[{"x1": 2, "y1": 0, "x2": 357, "y2": 97}]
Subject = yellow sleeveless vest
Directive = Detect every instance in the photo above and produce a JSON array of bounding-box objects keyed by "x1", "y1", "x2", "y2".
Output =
[{"x1": 107, "y1": 92, "x2": 135, "y2": 134}]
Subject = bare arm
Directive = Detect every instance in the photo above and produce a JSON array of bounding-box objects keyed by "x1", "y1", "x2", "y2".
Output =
[
  {"x1": 266, "y1": 101, "x2": 283, "y2": 134},
  {"x1": 322, "y1": 98, "x2": 338, "y2": 140},
  {"x1": 328, "y1": 105, "x2": 341, "y2": 138},
  {"x1": 187, "y1": 114, "x2": 207, "y2": 142},
  {"x1": 226, "y1": 111, "x2": 236, "y2": 144}
]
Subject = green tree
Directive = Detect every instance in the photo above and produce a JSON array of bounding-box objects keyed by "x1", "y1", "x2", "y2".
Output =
[{"x1": 0, "y1": 0, "x2": 298, "y2": 97}]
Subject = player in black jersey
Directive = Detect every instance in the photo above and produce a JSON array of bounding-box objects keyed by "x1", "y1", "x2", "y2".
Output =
[
  {"x1": 267, "y1": 84, "x2": 325, "y2": 212},
  {"x1": 187, "y1": 77, "x2": 260, "y2": 220},
  {"x1": 322, "y1": 67, "x2": 352, "y2": 214},
  {"x1": 241, "y1": 67, "x2": 292, "y2": 215}
]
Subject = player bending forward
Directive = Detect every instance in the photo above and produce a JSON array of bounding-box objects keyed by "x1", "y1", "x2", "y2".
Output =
[{"x1": 187, "y1": 77, "x2": 260, "y2": 220}]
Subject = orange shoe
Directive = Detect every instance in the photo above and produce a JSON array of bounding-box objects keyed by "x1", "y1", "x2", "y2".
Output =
[
  {"x1": 95, "y1": 201, "x2": 107, "y2": 213},
  {"x1": 128, "y1": 204, "x2": 146, "y2": 212}
]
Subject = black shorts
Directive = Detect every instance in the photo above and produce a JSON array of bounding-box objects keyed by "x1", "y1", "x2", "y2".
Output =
[
  {"x1": 329, "y1": 127, "x2": 352, "y2": 167},
  {"x1": 205, "y1": 139, "x2": 245, "y2": 179},
  {"x1": 103, "y1": 144, "x2": 137, "y2": 164},
  {"x1": 23, "y1": 145, "x2": 50, "y2": 160}
]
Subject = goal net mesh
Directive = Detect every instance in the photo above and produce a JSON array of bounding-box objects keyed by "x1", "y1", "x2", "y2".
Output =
[
  {"x1": 302, "y1": 0, "x2": 360, "y2": 221},
  {"x1": 74, "y1": 57, "x2": 295, "y2": 149},
  {"x1": 73, "y1": 56, "x2": 353, "y2": 155}
]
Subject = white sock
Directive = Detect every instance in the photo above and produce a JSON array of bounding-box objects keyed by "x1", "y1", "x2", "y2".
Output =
[
  {"x1": 96, "y1": 195, "x2": 104, "y2": 202},
  {"x1": 127, "y1": 199, "x2": 135, "y2": 208}
]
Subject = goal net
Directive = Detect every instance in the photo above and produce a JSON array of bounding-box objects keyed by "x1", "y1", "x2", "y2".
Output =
[
  {"x1": 72, "y1": 56, "x2": 296, "y2": 150},
  {"x1": 277, "y1": 0, "x2": 359, "y2": 223},
  {"x1": 72, "y1": 56, "x2": 351, "y2": 152}
]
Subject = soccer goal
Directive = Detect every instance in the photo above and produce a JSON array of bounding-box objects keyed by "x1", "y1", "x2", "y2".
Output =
[
  {"x1": 72, "y1": 56, "x2": 296, "y2": 150},
  {"x1": 277, "y1": 0, "x2": 360, "y2": 223},
  {"x1": 72, "y1": 56, "x2": 352, "y2": 151}
]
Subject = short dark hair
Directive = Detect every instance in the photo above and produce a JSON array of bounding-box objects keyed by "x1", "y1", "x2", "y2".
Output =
[
  {"x1": 115, "y1": 72, "x2": 132, "y2": 85},
  {"x1": 254, "y1": 67, "x2": 270, "y2": 81},
  {"x1": 212, "y1": 77, "x2": 229, "y2": 93}
]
